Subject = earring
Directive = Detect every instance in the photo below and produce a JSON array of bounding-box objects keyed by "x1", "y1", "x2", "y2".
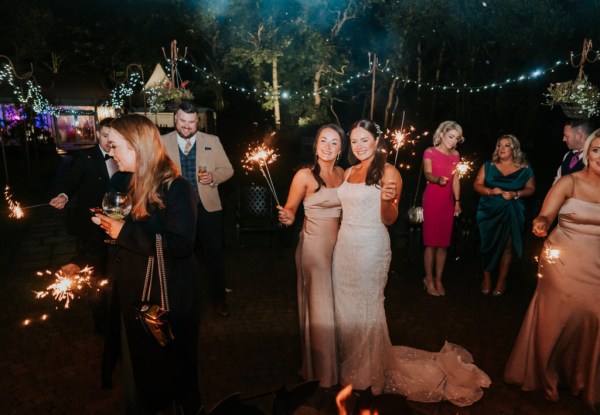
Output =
[{"x1": 336, "y1": 154, "x2": 340, "y2": 161}]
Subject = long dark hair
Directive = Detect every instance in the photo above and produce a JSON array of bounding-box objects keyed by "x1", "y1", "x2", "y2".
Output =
[
  {"x1": 348, "y1": 119, "x2": 387, "y2": 186},
  {"x1": 311, "y1": 124, "x2": 346, "y2": 191}
]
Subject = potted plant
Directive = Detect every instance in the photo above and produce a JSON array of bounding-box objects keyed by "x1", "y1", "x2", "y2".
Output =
[
  {"x1": 545, "y1": 76, "x2": 600, "y2": 119},
  {"x1": 144, "y1": 79, "x2": 194, "y2": 113}
]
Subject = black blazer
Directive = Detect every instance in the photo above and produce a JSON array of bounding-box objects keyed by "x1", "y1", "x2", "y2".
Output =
[
  {"x1": 104, "y1": 177, "x2": 200, "y2": 404},
  {"x1": 58, "y1": 145, "x2": 110, "y2": 236}
]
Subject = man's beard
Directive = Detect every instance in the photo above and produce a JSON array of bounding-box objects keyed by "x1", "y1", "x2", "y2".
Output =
[{"x1": 177, "y1": 129, "x2": 196, "y2": 139}]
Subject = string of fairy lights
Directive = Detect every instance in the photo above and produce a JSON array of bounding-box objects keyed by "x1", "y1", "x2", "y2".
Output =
[
  {"x1": 0, "y1": 50, "x2": 595, "y2": 116},
  {"x1": 173, "y1": 55, "x2": 578, "y2": 101}
]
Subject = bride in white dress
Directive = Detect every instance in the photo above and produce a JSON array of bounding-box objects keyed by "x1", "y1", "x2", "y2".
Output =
[{"x1": 332, "y1": 120, "x2": 491, "y2": 407}]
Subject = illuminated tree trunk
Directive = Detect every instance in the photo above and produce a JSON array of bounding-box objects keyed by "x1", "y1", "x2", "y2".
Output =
[
  {"x1": 272, "y1": 56, "x2": 281, "y2": 130},
  {"x1": 313, "y1": 66, "x2": 323, "y2": 108},
  {"x1": 384, "y1": 77, "x2": 398, "y2": 129}
]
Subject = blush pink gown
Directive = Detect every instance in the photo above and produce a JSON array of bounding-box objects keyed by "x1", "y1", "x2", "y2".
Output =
[
  {"x1": 296, "y1": 187, "x2": 341, "y2": 387},
  {"x1": 504, "y1": 198, "x2": 600, "y2": 410},
  {"x1": 422, "y1": 147, "x2": 459, "y2": 247}
]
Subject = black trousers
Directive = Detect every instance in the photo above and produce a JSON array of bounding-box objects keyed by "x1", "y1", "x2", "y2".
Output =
[{"x1": 195, "y1": 202, "x2": 226, "y2": 305}]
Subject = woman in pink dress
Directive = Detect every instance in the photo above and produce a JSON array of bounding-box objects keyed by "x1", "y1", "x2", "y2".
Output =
[{"x1": 422, "y1": 121, "x2": 464, "y2": 296}]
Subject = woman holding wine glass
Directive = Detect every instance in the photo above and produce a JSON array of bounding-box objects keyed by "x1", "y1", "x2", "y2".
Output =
[{"x1": 94, "y1": 114, "x2": 201, "y2": 415}]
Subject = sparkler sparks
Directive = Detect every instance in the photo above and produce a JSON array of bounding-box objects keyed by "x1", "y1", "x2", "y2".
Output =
[
  {"x1": 33, "y1": 266, "x2": 97, "y2": 309},
  {"x1": 242, "y1": 142, "x2": 281, "y2": 205},
  {"x1": 454, "y1": 158, "x2": 474, "y2": 179},
  {"x1": 4, "y1": 185, "x2": 24, "y2": 219},
  {"x1": 543, "y1": 246, "x2": 561, "y2": 264},
  {"x1": 385, "y1": 125, "x2": 429, "y2": 167}
]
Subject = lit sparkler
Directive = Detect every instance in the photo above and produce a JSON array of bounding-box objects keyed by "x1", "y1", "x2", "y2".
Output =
[
  {"x1": 242, "y1": 142, "x2": 281, "y2": 205},
  {"x1": 33, "y1": 266, "x2": 97, "y2": 309},
  {"x1": 386, "y1": 122, "x2": 429, "y2": 167},
  {"x1": 543, "y1": 246, "x2": 561, "y2": 264},
  {"x1": 454, "y1": 158, "x2": 474, "y2": 179},
  {"x1": 4, "y1": 185, "x2": 24, "y2": 219}
]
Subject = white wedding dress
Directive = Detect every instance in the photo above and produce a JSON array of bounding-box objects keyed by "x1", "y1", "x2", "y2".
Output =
[{"x1": 331, "y1": 176, "x2": 491, "y2": 406}]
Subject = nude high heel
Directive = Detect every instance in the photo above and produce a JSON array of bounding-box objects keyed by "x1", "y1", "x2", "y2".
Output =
[
  {"x1": 423, "y1": 278, "x2": 439, "y2": 296},
  {"x1": 435, "y1": 280, "x2": 446, "y2": 296}
]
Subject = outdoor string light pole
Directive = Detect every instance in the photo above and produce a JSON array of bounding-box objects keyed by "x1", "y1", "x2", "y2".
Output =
[
  {"x1": 368, "y1": 52, "x2": 389, "y2": 121},
  {"x1": 570, "y1": 38, "x2": 599, "y2": 80}
]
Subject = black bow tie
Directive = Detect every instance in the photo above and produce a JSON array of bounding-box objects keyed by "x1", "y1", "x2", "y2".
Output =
[{"x1": 104, "y1": 154, "x2": 113, "y2": 160}]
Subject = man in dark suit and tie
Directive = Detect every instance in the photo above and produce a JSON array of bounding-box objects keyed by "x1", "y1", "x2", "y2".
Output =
[
  {"x1": 554, "y1": 119, "x2": 594, "y2": 184},
  {"x1": 162, "y1": 101, "x2": 234, "y2": 317},
  {"x1": 50, "y1": 117, "x2": 119, "y2": 332}
]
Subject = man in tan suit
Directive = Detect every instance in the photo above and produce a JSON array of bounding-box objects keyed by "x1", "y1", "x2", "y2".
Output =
[{"x1": 162, "y1": 101, "x2": 234, "y2": 316}]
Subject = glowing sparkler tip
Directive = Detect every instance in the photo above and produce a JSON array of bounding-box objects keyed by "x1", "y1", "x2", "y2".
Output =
[{"x1": 4, "y1": 185, "x2": 25, "y2": 219}]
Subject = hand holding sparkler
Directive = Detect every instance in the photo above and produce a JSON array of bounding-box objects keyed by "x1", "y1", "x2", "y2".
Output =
[
  {"x1": 49, "y1": 193, "x2": 68, "y2": 209},
  {"x1": 277, "y1": 205, "x2": 294, "y2": 226},
  {"x1": 532, "y1": 215, "x2": 550, "y2": 237}
]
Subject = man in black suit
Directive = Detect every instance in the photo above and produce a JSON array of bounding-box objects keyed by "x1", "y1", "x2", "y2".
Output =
[
  {"x1": 50, "y1": 117, "x2": 118, "y2": 332},
  {"x1": 553, "y1": 119, "x2": 594, "y2": 184}
]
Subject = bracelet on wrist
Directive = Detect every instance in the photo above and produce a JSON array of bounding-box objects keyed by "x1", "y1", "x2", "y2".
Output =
[{"x1": 455, "y1": 200, "x2": 460, "y2": 203}]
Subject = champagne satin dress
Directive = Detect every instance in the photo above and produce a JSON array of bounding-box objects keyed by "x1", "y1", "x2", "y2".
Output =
[
  {"x1": 296, "y1": 187, "x2": 342, "y2": 387},
  {"x1": 505, "y1": 198, "x2": 600, "y2": 410}
]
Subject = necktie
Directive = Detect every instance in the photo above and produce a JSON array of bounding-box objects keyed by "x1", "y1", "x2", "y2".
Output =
[
  {"x1": 104, "y1": 153, "x2": 112, "y2": 160},
  {"x1": 569, "y1": 151, "x2": 581, "y2": 169},
  {"x1": 183, "y1": 139, "x2": 192, "y2": 156}
]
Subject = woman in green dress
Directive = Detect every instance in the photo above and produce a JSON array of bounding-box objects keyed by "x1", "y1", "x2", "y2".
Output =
[{"x1": 473, "y1": 134, "x2": 535, "y2": 296}]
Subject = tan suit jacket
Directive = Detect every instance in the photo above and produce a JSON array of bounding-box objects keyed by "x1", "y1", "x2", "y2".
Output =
[{"x1": 162, "y1": 131, "x2": 234, "y2": 212}]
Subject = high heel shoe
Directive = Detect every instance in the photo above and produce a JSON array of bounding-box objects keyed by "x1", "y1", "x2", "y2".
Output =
[
  {"x1": 481, "y1": 282, "x2": 491, "y2": 295},
  {"x1": 481, "y1": 276, "x2": 492, "y2": 295},
  {"x1": 435, "y1": 281, "x2": 446, "y2": 296},
  {"x1": 492, "y1": 283, "x2": 506, "y2": 297},
  {"x1": 423, "y1": 278, "x2": 439, "y2": 296}
]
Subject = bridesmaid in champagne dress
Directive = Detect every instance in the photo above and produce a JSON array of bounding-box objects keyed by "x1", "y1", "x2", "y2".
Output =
[
  {"x1": 505, "y1": 130, "x2": 600, "y2": 411},
  {"x1": 333, "y1": 120, "x2": 491, "y2": 406},
  {"x1": 278, "y1": 124, "x2": 345, "y2": 387}
]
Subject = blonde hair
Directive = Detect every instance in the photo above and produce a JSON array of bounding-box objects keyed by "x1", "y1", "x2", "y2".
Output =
[
  {"x1": 111, "y1": 115, "x2": 180, "y2": 220},
  {"x1": 491, "y1": 134, "x2": 528, "y2": 167},
  {"x1": 583, "y1": 128, "x2": 600, "y2": 167},
  {"x1": 432, "y1": 121, "x2": 464, "y2": 146}
]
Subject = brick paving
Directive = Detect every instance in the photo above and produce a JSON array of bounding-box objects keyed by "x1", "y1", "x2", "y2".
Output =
[{"x1": 0, "y1": 201, "x2": 596, "y2": 414}]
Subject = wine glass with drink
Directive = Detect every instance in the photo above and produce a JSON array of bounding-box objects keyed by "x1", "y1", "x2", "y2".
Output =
[{"x1": 101, "y1": 192, "x2": 131, "y2": 243}]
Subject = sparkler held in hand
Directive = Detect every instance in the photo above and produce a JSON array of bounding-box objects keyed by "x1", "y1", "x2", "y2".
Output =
[
  {"x1": 4, "y1": 185, "x2": 23, "y2": 219},
  {"x1": 242, "y1": 142, "x2": 281, "y2": 206},
  {"x1": 32, "y1": 266, "x2": 106, "y2": 309}
]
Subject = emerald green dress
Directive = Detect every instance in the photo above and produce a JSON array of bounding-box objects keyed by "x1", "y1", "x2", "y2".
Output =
[{"x1": 476, "y1": 161, "x2": 534, "y2": 272}]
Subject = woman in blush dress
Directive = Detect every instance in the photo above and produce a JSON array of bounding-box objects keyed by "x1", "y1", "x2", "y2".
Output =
[
  {"x1": 332, "y1": 120, "x2": 490, "y2": 406},
  {"x1": 277, "y1": 124, "x2": 345, "y2": 387},
  {"x1": 422, "y1": 121, "x2": 464, "y2": 296},
  {"x1": 474, "y1": 134, "x2": 535, "y2": 296},
  {"x1": 505, "y1": 129, "x2": 600, "y2": 411}
]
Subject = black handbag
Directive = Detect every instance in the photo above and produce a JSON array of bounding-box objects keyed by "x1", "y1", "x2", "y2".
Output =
[{"x1": 133, "y1": 234, "x2": 174, "y2": 347}]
